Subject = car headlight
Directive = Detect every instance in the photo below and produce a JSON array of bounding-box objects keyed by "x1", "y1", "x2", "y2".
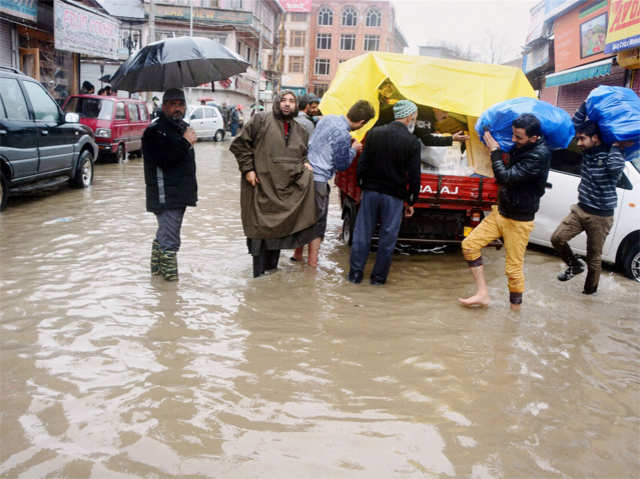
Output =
[{"x1": 95, "y1": 128, "x2": 112, "y2": 138}]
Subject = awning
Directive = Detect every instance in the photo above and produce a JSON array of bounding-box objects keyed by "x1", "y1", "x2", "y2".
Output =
[{"x1": 545, "y1": 58, "x2": 613, "y2": 87}]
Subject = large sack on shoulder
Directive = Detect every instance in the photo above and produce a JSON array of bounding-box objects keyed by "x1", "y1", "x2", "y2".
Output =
[
  {"x1": 475, "y1": 97, "x2": 575, "y2": 152},
  {"x1": 585, "y1": 86, "x2": 640, "y2": 144}
]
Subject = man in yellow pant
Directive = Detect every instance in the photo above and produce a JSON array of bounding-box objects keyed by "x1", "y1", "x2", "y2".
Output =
[{"x1": 459, "y1": 114, "x2": 551, "y2": 311}]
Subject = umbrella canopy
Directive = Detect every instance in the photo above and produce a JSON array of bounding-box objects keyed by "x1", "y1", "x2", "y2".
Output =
[{"x1": 110, "y1": 36, "x2": 250, "y2": 92}]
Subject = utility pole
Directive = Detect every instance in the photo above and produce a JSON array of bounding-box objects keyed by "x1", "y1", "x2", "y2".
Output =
[
  {"x1": 149, "y1": 0, "x2": 155, "y2": 44},
  {"x1": 189, "y1": 0, "x2": 194, "y2": 103}
]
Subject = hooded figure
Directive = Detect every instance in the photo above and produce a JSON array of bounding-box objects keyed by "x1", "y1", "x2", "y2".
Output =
[{"x1": 230, "y1": 90, "x2": 318, "y2": 277}]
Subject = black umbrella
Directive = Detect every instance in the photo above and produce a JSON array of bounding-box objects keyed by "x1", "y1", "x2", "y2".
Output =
[
  {"x1": 110, "y1": 36, "x2": 250, "y2": 92},
  {"x1": 98, "y1": 74, "x2": 111, "y2": 83}
]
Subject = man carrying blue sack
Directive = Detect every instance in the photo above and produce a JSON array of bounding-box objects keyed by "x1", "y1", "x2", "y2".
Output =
[
  {"x1": 459, "y1": 113, "x2": 551, "y2": 311},
  {"x1": 551, "y1": 120, "x2": 628, "y2": 294}
]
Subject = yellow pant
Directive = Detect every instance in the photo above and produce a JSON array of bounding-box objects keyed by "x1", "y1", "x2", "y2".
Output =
[{"x1": 461, "y1": 206, "x2": 534, "y2": 294}]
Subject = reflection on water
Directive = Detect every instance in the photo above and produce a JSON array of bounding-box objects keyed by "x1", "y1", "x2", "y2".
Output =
[{"x1": 1, "y1": 142, "x2": 638, "y2": 478}]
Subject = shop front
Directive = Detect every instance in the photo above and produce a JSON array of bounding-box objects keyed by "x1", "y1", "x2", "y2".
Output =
[{"x1": 543, "y1": 0, "x2": 626, "y2": 115}]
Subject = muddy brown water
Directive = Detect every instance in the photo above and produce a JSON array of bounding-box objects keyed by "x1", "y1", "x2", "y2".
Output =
[{"x1": 1, "y1": 141, "x2": 638, "y2": 478}]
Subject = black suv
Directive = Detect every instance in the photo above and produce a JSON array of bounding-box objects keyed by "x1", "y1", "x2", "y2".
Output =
[{"x1": 0, "y1": 65, "x2": 97, "y2": 211}]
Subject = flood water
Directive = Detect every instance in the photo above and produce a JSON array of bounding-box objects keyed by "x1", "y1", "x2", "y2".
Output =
[{"x1": 1, "y1": 140, "x2": 639, "y2": 478}]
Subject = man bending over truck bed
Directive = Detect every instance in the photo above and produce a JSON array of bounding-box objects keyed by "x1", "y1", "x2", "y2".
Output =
[{"x1": 459, "y1": 113, "x2": 550, "y2": 311}]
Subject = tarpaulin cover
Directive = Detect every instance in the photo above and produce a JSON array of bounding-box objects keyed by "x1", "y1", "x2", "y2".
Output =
[
  {"x1": 585, "y1": 86, "x2": 640, "y2": 144},
  {"x1": 475, "y1": 97, "x2": 575, "y2": 151},
  {"x1": 319, "y1": 52, "x2": 536, "y2": 141}
]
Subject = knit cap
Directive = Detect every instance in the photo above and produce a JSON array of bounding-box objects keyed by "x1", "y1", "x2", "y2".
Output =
[{"x1": 393, "y1": 100, "x2": 417, "y2": 119}]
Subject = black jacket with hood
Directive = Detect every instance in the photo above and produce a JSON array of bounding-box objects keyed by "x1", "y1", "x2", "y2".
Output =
[{"x1": 491, "y1": 138, "x2": 551, "y2": 221}]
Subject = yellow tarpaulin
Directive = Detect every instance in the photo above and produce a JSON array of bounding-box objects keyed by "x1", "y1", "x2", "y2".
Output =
[{"x1": 319, "y1": 52, "x2": 536, "y2": 176}]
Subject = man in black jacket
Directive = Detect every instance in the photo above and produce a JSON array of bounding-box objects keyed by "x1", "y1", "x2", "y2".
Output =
[
  {"x1": 459, "y1": 113, "x2": 550, "y2": 310},
  {"x1": 143, "y1": 88, "x2": 198, "y2": 281},
  {"x1": 348, "y1": 100, "x2": 421, "y2": 285}
]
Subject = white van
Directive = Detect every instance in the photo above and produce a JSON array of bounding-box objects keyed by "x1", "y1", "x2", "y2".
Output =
[
  {"x1": 185, "y1": 105, "x2": 225, "y2": 142},
  {"x1": 529, "y1": 152, "x2": 640, "y2": 282}
]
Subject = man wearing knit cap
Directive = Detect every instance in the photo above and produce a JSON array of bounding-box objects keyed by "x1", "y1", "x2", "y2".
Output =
[
  {"x1": 348, "y1": 99, "x2": 421, "y2": 285},
  {"x1": 143, "y1": 88, "x2": 198, "y2": 281}
]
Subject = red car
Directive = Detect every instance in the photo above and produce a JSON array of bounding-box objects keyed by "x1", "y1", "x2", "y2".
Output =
[{"x1": 63, "y1": 95, "x2": 150, "y2": 162}]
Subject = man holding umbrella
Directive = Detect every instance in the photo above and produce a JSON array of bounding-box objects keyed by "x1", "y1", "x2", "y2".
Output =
[{"x1": 143, "y1": 88, "x2": 198, "y2": 281}]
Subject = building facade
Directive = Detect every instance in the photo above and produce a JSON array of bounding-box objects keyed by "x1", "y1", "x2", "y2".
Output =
[
  {"x1": 306, "y1": 0, "x2": 406, "y2": 98},
  {"x1": 523, "y1": 0, "x2": 640, "y2": 116}
]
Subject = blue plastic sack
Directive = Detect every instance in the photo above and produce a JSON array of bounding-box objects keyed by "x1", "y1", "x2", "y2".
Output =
[
  {"x1": 475, "y1": 97, "x2": 575, "y2": 152},
  {"x1": 585, "y1": 86, "x2": 640, "y2": 144}
]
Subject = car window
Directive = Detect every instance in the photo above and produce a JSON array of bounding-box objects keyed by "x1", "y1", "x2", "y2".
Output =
[
  {"x1": 137, "y1": 103, "x2": 148, "y2": 121},
  {"x1": 64, "y1": 97, "x2": 113, "y2": 120},
  {"x1": 190, "y1": 108, "x2": 204, "y2": 120},
  {"x1": 550, "y1": 149, "x2": 582, "y2": 176},
  {"x1": 631, "y1": 157, "x2": 640, "y2": 175},
  {"x1": 127, "y1": 103, "x2": 139, "y2": 121},
  {"x1": 115, "y1": 102, "x2": 126, "y2": 119},
  {"x1": 204, "y1": 107, "x2": 214, "y2": 119},
  {"x1": 23, "y1": 81, "x2": 60, "y2": 122},
  {"x1": 617, "y1": 172, "x2": 632, "y2": 190},
  {"x1": 0, "y1": 77, "x2": 30, "y2": 121},
  {"x1": 0, "y1": 95, "x2": 6, "y2": 118}
]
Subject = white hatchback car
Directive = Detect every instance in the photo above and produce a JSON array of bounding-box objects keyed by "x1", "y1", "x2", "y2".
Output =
[
  {"x1": 529, "y1": 152, "x2": 640, "y2": 282},
  {"x1": 185, "y1": 105, "x2": 225, "y2": 142}
]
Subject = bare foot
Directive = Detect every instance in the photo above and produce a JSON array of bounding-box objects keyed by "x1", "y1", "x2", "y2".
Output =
[
  {"x1": 307, "y1": 258, "x2": 318, "y2": 268},
  {"x1": 458, "y1": 293, "x2": 490, "y2": 308},
  {"x1": 291, "y1": 247, "x2": 304, "y2": 262},
  {"x1": 510, "y1": 303, "x2": 521, "y2": 312}
]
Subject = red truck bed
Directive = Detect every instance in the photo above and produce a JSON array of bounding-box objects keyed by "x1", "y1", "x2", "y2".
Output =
[{"x1": 335, "y1": 159, "x2": 498, "y2": 209}]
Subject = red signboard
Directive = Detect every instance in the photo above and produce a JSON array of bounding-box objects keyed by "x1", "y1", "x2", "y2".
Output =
[{"x1": 280, "y1": 0, "x2": 311, "y2": 13}]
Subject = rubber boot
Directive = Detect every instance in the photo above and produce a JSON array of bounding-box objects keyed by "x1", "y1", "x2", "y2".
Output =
[
  {"x1": 265, "y1": 249, "x2": 280, "y2": 271},
  {"x1": 582, "y1": 268, "x2": 599, "y2": 295},
  {"x1": 151, "y1": 240, "x2": 162, "y2": 276},
  {"x1": 161, "y1": 249, "x2": 179, "y2": 281}
]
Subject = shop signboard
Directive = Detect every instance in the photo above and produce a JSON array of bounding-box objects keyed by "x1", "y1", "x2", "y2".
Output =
[
  {"x1": 605, "y1": 0, "x2": 640, "y2": 53},
  {"x1": 0, "y1": 0, "x2": 37, "y2": 22},
  {"x1": 280, "y1": 0, "x2": 312, "y2": 13},
  {"x1": 54, "y1": 0, "x2": 120, "y2": 60},
  {"x1": 153, "y1": 4, "x2": 252, "y2": 25}
]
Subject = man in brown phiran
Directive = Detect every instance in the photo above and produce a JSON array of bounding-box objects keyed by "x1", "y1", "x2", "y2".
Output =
[{"x1": 230, "y1": 91, "x2": 317, "y2": 277}]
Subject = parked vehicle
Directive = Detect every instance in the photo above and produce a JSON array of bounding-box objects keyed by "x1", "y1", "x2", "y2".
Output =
[
  {"x1": 327, "y1": 52, "x2": 535, "y2": 246},
  {"x1": 63, "y1": 94, "x2": 150, "y2": 162},
  {"x1": 0, "y1": 66, "x2": 97, "y2": 212},
  {"x1": 185, "y1": 104, "x2": 225, "y2": 141},
  {"x1": 529, "y1": 151, "x2": 640, "y2": 281}
]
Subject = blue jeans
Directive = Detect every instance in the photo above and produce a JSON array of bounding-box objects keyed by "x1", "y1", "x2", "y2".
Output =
[
  {"x1": 349, "y1": 190, "x2": 404, "y2": 284},
  {"x1": 155, "y1": 208, "x2": 186, "y2": 251}
]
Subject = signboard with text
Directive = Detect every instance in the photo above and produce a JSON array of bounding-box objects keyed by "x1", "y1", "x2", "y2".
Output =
[
  {"x1": 154, "y1": 4, "x2": 252, "y2": 25},
  {"x1": 605, "y1": 0, "x2": 640, "y2": 53},
  {"x1": 0, "y1": 0, "x2": 37, "y2": 22},
  {"x1": 54, "y1": 0, "x2": 120, "y2": 59},
  {"x1": 280, "y1": 0, "x2": 312, "y2": 13}
]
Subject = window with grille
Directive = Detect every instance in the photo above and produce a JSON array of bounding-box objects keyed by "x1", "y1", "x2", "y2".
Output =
[
  {"x1": 365, "y1": 8, "x2": 381, "y2": 27},
  {"x1": 289, "y1": 30, "x2": 305, "y2": 47},
  {"x1": 314, "y1": 58, "x2": 330, "y2": 76},
  {"x1": 317, "y1": 7, "x2": 333, "y2": 26},
  {"x1": 364, "y1": 35, "x2": 380, "y2": 51},
  {"x1": 313, "y1": 83, "x2": 329, "y2": 97},
  {"x1": 340, "y1": 34, "x2": 356, "y2": 51},
  {"x1": 291, "y1": 12, "x2": 307, "y2": 22},
  {"x1": 289, "y1": 56, "x2": 304, "y2": 73},
  {"x1": 342, "y1": 6, "x2": 357, "y2": 26},
  {"x1": 316, "y1": 33, "x2": 332, "y2": 50}
]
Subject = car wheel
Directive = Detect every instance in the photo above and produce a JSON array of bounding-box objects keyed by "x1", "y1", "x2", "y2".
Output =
[
  {"x1": 115, "y1": 143, "x2": 125, "y2": 163},
  {"x1": 214, "y1": 129, "x2": 225, "y2": 142},
  {"x1": 71, "y1": 150, "x2": 94, "y2": 188},
  {"x1": 622, "y1": 245, "x2": 640, "y2": 282},
  {"x1": 342, "y1": 207, "x2": 355, "y2": 246},
  {"x1": 0, "y1": 170, "x2": 8, "y2": 212}
]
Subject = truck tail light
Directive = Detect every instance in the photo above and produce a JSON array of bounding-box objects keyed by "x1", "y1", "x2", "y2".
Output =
[{"x1": 470, "y1": 209, "x2": 483, "y2": 226}]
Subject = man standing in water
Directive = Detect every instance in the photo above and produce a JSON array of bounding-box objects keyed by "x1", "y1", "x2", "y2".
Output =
[
  {"x1": 292, "y1": 99, "x2": 374, "y2": 267},
  {"x1": 230, "y1": 91, "x2": 317, "y2": 278},
  {"x1": 459, "y1": 113, "x2": 550, "y2": 310},
  {"x1": 551, "y1": 121, "x2": 627, "y2": 294},
  {"x1": 348, "y1": 100, "x2": 421, "y2": 285},
  {"x1": 143, "y1": 88, "x2": 198, "y2": 281}
]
